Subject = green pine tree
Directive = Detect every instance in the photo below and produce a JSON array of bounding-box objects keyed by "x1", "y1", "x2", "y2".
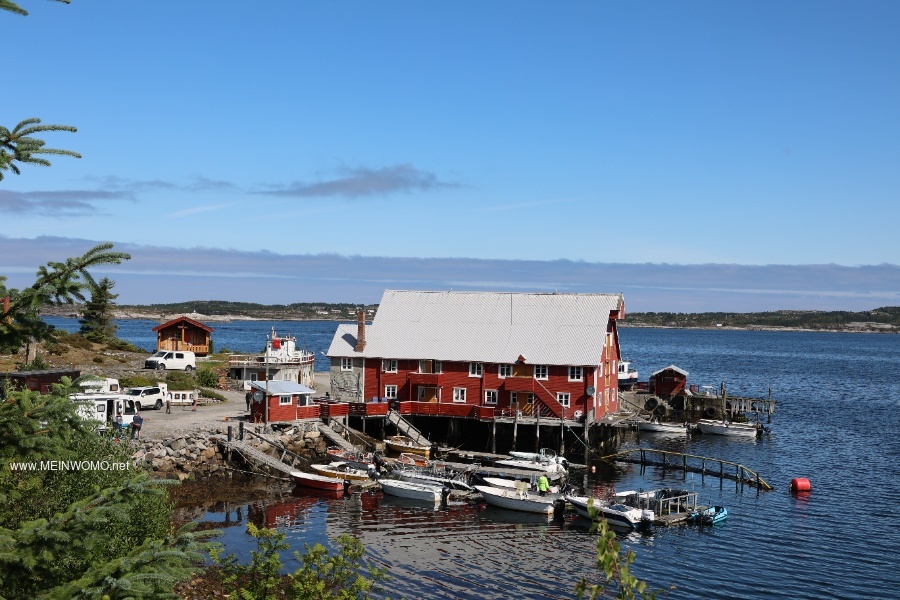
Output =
[
  {"x1": 79, "y1": 277, "x2": 119, "y2": 343},
  {"x1": 0, "y1": 243, "x2": 131, "y2": 353}
]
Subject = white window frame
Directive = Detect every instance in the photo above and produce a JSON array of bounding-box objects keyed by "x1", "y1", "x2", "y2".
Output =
[
  {"x1": 484, "y1": 389, "x2": 498, "y2": 405},
  {"x1": 498, "y1": 364, "x2": 513, "y2": 378},
  {"x1": 452, "y1": 387, "x2": 467, "y2": 403},
  {"x1": 279, "y1": 395, "x2": 292, "y2": 406},
  {"x1": 469, "y1": 362, "x2": 483, "y2": 377},
  {"x1": 569, "y1": 366, "x2": 583, "y2": 381},
  {"x1": 382, "y1": 359, "x2": 397, "y2": 373},
  {"x1": 384, "y1": 385, "x2": 398, "y2": 400},
  {"x1": 534, "y1": 365, "x2": 549, "y2": 380},
  {"x1": 341, "y1": 357, "x2": 353, "y2": 372},
  {"x1": 557, "y1": 392, "x2": 570, "y2": 408}
]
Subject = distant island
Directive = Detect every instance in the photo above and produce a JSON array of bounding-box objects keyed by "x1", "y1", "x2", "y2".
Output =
[{"x1": 42, "y1": 301, "x2": 900, "y2": 333}]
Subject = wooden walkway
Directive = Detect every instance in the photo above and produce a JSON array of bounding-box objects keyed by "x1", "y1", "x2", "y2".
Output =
[
  {"x1": 317, "y1": 423, "x2": 359, "y2": 452},
  {"x1": 603, "y1": 448, "x2": 773, "y2": 491},
  {"x1": 215, "y1": 431, "x2": 311, "y2": 479}
]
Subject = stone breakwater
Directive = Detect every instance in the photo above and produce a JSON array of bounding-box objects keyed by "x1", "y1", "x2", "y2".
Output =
[{"x1": 131, "y1": 424, "x2": 328, "y2": 480}]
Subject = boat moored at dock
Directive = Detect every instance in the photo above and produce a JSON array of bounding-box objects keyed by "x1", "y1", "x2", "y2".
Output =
[
  {"x1": 697, "y1": 419, "x2": 761, "y2": 438},
  {"x1": 474, "y1": 484, "x2": 560, "y2": 515}
]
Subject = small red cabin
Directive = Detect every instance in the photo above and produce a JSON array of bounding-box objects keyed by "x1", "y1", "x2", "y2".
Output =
[
  {"x1": 0, "y1": 368, "x2": 81, "y2": 395},
  {"x1": 248, "y1": 380, "x2": 316, "y2": 424},
  {"x1": 649, "y1": 365, "x2": 689, "y2": 398}
]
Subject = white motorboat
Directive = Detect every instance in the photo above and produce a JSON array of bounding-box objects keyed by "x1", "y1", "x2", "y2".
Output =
[
  {"x1": 508, "y1": 448, "x2": 558, "y2": 462},
  {"x1": 379, "y1": 479, "x2": 443, "y2": 502},
  {"x1": 474, "y1": 484, "x2": 558, "y2": 515},
  {"x1": 395, "y1": 468, "x2": 474, "y2": 491},
  {"x1": 480, "y1": 476, "x2": 560, "y2": 495},
  {"x1": 697, "y1": 419, "x2": 761, "y2": 438},
  {"x1": 565, "y1": 495, "x2": 654, "y2": 530},
  {"x1": 495, "y1": 452, "x2": 569, "y2": 476},
  {"x1": 636, "y1": 419, "x2": 689, "y2": 434}
]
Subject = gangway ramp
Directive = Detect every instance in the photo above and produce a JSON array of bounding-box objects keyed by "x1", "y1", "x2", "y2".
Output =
[
  {"x1": 387, "y1": 409, "x2": 429, "y2": 446},
  {"x1": 317, "y1": 422, "x2": 363, "y2": 451},
  {"x1": 216, "y1": 436, "x2": 306, "y2": 479}
]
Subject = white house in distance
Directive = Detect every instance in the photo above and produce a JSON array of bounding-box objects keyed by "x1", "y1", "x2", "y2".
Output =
[{"x1": 326, "y1": 290, "x2": 626, "y2": 422}]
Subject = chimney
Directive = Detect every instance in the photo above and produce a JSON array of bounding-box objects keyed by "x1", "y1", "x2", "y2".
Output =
[{"x1": 354, "y1": 310, "x2": 366, "y2": 352}]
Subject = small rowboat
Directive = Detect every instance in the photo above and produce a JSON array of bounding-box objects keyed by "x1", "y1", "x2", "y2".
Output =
[
  {"x1": 396, "y1": 453, "x2": 431, "y2": 468},
  {"x1": 385, "y1": 435, "x2": 432, "y2": 458},
  {"x1": 311, "y1": 462, "x2": 371, "y2": 481},
  {"x1": 290, "y1": 470, "x2": 345, "y2": 492},
  {"x1": 326, "y1": 446, "x2": 373, "y2": 470}
]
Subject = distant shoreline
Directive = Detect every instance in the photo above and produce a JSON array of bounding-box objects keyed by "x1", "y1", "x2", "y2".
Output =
[{"x1": 39, "y1": 306, "x2": 898, "y2": 334}]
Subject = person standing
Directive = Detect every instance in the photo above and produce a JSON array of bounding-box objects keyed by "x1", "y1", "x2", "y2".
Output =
[
  {"x1": 165, "y1": 398, "x2": 171, "y2": 414},
  {"x1": 131, "y1": 410, "x2": 144, "y2": 440},
  {"x1": 114, "y1": 411, "x2": 124, "y2": 438},
  {"x1": 245, "y1": 391, "x2": 252, "y2": 412},
  {"x1": 537, "y1": 473, "x2": 550, "y2": 496}
]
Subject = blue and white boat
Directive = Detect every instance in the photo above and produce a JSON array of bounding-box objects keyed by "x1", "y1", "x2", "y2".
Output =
[{"x1": 689, "y1": 505, "x2": 728, "y2": 525}]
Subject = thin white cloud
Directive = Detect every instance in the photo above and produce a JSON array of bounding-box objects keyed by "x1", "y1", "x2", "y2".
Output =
[
  {"x1": 258, "y1": 164, "x2": 460, "y2": 198},
  {"x1": 168, "y1": 202, "x2": 239, "y2": 218}
]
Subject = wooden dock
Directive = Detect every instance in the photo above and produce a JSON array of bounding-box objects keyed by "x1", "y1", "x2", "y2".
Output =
[{"x1": 603, "y1": 447, "x2": 773, "y2": 491}]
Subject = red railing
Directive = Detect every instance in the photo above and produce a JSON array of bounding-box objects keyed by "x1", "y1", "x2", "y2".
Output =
[{"x1": 347, "y1": 402, "x2": 390, "y2": 417}]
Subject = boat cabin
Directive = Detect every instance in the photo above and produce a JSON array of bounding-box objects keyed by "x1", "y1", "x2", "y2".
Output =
[
  {"x1": 248, "y1": 380, "x2": 316, "y2": 424},
  {"x1": 228, "y1": 328, "x2": 315, "y2": 390}
]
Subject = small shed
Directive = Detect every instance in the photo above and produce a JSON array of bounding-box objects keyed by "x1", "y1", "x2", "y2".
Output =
[
  {"x1": 0, "y1": 368, "x2": 81, "y2": 395},
  {"x1": 152, "y1": 316, "x2": 214, "y2": 356},
  {"x1": 649, "y1": 365, "x2": 689, "y2": 397},
  {"x1": 249, "y1": 380, "x2": 316, "y2": 424}
]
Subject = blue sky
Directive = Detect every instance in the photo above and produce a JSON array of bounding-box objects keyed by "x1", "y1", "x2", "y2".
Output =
[{"x1": 2, "y1": 1, "x2": 899, "y2": 311}]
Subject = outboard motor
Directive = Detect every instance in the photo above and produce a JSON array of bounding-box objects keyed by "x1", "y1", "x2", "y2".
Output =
[
  {"x1": 441, "y1": 485, "x2": 451, "y2": 507},
  {"x1": 342, "y1": 479, "x2": 352, "y2": 496},
  {"x1": 553, "y1": 498, "x2": 567, "y2": 519},
  {"x1": 560, "y1": 458, "x2": 570, "y2": 471}
]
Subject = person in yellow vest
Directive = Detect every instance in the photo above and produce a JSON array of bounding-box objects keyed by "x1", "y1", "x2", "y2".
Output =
[{"x1": 537, "y1": 474, "x2": 550, "y2": 496}]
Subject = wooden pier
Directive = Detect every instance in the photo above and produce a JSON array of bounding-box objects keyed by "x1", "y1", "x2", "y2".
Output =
[{"x1": 603, "y1": 447, "x2": 773, "y2": 491}]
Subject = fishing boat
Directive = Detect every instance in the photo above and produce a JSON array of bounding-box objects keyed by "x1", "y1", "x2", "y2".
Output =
[
  {"x1": 697, "y1": 419, "x2": 761, "y2": 438},
  {"x1": 689, "y1": 505, "x2": 728, "y2": 525},
  {"x1": 565, "y1": 495, "x2": 654, "y2": 530},
  {"x1": 396, "y1": 453, "x2": 431, "y2": 468},
  {"x1": 395, "y1": 467, "x2": 474, "y2": 492},
  {"x1": 290, "y1": 470, "x2": 345, "y2": 492},
  {"x1": 618, "y1": 360, "x2": 639, "y2": 389},
  {"x1": 311, "y1": 462, "x2": 372, "y2": 481},
  {"x1": 326, "y1": 447, "x2": 374, "y2": 471},
  {"x1": 474, "y1": 484, "x2": 559, "y2": 515},
  {"x1": 385, "y1": 435, "x2": 432, "y2": 458},
  {"x1": 379, "y1": 479, "x2": 444, "y2": 502}
]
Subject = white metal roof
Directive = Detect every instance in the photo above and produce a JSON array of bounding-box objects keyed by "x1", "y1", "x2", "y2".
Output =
[
  {"x1": 327, "y1": 290, "x2": 623, "y2": 366},
  {"x1": 249, "y1": 381, "x2": 314, "y2": 395},
  {"x1": 651, "y1": 365, "x2": 689, "y2": 377}
]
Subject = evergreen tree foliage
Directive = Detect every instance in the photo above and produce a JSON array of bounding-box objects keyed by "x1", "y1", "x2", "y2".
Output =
[
  {"x1": 0, "y1": 243, "x2": 131, "y2": 353},
  {"x1": 79, "y1": 276, "x2": 119, "y2": 342},
  {"x1": 0, "y1": 378, "x2": 214, "y2": 598},
  {"x1": 1, "y1": 1, "x2": 71, "y2": 17},
  {"x1": 0, "y1": 118, "x2": 81, "y2": 180}
]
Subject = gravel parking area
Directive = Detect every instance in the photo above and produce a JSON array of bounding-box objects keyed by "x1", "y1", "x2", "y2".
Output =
[{"x1": 139, "y1": 372, "x2": 331, "y2": 440}]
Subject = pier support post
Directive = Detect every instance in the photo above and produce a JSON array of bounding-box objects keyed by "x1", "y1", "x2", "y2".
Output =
[
  {"x1": 239, "y1": 420, "x2": 244, "y2": 441},
  {"x1": 559, "y1": 417, "x2": 565, "y2": 456},
  {"x1": 491, "y1": 419, "x2": 497, "y2": 454},
  {"x1": 227, "y1": 425, "x2": 232, "y2": 442},
  {"x1": 512, "y1": 412, "x2": 518, "y2": 451}
]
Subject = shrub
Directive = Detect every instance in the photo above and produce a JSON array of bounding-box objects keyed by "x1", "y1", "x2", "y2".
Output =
[{"x1": 197, "y1": 368, "x2": 219, "y2": 388}]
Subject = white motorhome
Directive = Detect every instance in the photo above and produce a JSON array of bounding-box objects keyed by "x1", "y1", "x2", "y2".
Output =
[
  {"x1": 77, "y1": 377, "x2": 121, "y2": 394},
  {"x1": 71, "y1": 393, "x2": 137, "y2": 432}
]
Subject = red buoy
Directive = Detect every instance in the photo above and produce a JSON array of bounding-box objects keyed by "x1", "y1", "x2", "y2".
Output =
[{"x1": 790, "y1": 477, "x2": 811, "y2": 493}]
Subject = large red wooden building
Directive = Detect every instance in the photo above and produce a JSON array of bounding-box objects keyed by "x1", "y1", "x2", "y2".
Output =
[{"x1": 327, "y1": 291, "x2": 626, "y2": 422}]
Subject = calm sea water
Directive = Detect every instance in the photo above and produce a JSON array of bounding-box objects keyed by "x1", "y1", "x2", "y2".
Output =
[{"x1": 44, "y1": 318, "x2": 900, "y2": 598}]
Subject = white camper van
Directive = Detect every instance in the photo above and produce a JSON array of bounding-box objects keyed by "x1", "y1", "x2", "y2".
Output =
[
  {"x1": 144, "y1": 350, "x2": 196, "y2": 371},
  {"x1": 71, "y1": 393, "x2": 137, "y2": 432},
  {"x1": 77, "y1": 377, "x2": 121, "y2": 394}
]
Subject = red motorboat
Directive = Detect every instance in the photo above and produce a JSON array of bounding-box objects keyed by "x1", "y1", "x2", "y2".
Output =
[{"x1": 290, "y1": 470, "x2": 345, "y2": 492}]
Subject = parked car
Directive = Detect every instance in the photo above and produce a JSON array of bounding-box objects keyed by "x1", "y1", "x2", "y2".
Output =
[
  {"x1": 125, "y1": 384, "x2": 168, "y2": 410},
  {"x1": 144, "y1": 351, "x2": 196, "y2": 371}
]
